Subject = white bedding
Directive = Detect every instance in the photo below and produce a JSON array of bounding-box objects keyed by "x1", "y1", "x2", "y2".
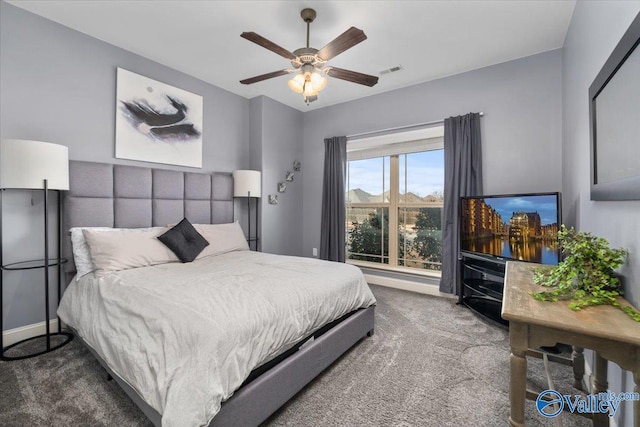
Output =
[{"x1": 57, "y1": 251, "x2": 376, "y2": 427}]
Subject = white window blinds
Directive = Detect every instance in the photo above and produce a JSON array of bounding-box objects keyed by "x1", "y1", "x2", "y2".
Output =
[{"x1": 347, "y1": 125, "x2": 444, "y2": 160}]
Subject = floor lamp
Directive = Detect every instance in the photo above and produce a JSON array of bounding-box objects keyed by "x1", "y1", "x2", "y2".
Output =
[
  {"x1": 0, "y1": 139, "x2": 74, "y2": 360},
  {"x1": 232, "y1": 170, "x2": 261, "y2": 251}
]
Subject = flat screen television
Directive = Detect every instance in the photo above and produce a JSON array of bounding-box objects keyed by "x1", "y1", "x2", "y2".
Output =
[{"x1": 460, "y1": 192, "x2": 561, "y2": 265}]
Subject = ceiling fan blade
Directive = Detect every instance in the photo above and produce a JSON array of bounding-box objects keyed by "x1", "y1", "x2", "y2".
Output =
[
  {"x1": 316, "y1": 27, "x2": 367, "y2": 61},
  {"x1": 240, "y1": 32, "x2": 297, "y2": 60},
  {"x1": 326, "y1": 67, "x2": 379, "y2": 87},
  {"x1": 240, "y1": 69, "x2": 292, "y2": 85}
]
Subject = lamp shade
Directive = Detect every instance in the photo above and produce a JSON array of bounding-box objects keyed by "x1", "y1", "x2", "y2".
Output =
[
  {"x1": 0, "y1": 139, "x2": 69, "y2": 190},
  {"x1": 232, "y1": 170, "x2": 261, "y2": 198}
]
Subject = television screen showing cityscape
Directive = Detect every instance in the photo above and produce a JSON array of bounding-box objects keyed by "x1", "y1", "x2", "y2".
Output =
[{"x1": 460, "y1": 193, "x2": 560, "y2": 265}]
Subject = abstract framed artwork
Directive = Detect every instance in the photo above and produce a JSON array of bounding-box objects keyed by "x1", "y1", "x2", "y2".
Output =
[{"x1": 115, "y1": 68, "x2": 203, "y2": 168}]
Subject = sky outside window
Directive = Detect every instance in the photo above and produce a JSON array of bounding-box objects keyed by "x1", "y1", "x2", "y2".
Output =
[
  {"x1": 350, "y1": 150, "x2": 444, "y2": 198},
  {"x1": 348, "y1": 157, "x2": 389, "y2": 199}
]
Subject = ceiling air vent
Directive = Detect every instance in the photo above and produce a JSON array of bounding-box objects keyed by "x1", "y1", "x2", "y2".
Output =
[{"x1": 379, "y1": 65, "x2": 403, "y2": 75}]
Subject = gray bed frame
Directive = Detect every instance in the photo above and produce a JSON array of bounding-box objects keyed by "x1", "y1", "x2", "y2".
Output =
[{"x1": 63, "y1": 160, "x2": 375, "y2": 427}]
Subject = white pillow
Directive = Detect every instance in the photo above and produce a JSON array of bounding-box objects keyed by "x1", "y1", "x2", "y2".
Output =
[
  {"x1": 192, "y1": 221, "x2": 249, "y2": 259},
  {"x1": 82, "y1": 227, "x2": 179, "y2": 276},
  {"x1": 70, "y1": 226, "x2": 162, "y2": 279}
]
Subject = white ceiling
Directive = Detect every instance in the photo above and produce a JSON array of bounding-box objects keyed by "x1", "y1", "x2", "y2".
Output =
[{"x1": 8, "y1": 0, "x2": 576, "y2": 112}]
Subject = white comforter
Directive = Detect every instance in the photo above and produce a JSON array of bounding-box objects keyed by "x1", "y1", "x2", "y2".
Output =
[{"x1": 57, "y1": 251, "x2": 376, "y2": 427}]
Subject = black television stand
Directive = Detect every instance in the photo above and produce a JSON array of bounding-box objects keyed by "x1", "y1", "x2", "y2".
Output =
[{"x1": 458, "y1": 252, "x2": 507, "y2": 326}]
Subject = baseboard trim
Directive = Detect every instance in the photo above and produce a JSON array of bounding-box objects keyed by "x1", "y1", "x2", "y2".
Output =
[
  {"x1": 364, "y1": 274, "x2": 456, "y2": 299},
  {"x1": 2, "y1": 319, "x2": 59, "y2": 347}
]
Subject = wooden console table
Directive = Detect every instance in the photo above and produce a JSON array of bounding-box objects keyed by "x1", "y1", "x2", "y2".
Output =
[{"x1": 502, "y1": 261, "x2": 640, "y2": 427}]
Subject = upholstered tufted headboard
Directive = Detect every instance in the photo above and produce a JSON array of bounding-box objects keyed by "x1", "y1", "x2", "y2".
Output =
[{"x1": 63, "y1": 160, "x2": 234, "y2": 275}]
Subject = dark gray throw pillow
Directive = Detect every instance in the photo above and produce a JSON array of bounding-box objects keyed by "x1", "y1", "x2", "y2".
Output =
[{"x1": 158, "y1": 218, "x2": 209, "y2": 263}]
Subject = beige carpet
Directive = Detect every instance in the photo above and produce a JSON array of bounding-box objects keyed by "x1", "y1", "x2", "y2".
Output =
[{"x1": 0, "y1": 285, "x2": 595, "y2": 426}]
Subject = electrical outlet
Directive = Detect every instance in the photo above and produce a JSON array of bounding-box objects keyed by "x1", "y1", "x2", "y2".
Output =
[{"x1": 312, "y1": 248, "x2": 318, "y2": 257}]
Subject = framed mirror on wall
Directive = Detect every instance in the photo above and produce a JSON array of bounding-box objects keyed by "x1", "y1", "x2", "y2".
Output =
[{"x1": 589, "y1": 12, "x2": 640, "y2": 201}]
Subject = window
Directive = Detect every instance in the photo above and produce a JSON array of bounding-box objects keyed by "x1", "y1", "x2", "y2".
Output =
[{"x1": 346, "y1": 127, "x2": 444, "y2": 273}]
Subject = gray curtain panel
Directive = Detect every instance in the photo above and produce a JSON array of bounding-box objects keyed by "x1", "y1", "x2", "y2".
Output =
[
  {"x1": 320, "y1": 136, "x2": 348, "y2": 262},
  {"x1": 439, "y1": 113, "x2": 483, "y2": 294}
]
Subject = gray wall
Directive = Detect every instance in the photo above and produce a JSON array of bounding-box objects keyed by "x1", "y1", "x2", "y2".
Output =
[
  {"x1": 301, "y1": 49, "x2": 563, "y2": 257},
  {"x1": 562, "y1": 2, "x2": 640, "y2": 425},
  {"x1": 249, "y1": 96, "x2": 303, "y2": 256},
  {"x1": 0, "y1": 2, "x2": 251, "y2": 329}
]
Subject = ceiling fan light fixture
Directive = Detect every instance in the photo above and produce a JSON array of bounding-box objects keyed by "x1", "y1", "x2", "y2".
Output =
[
  {"x1": 304, "y1": 72, "x2": 327, "y2": 97},
  {"x1": 303, "y1": 80, "x2": 317, "y2": 97},
  {"x1": 310, "y1": 72, "x2": 327, "y2": 92},
  {"x1": 290, "y1": 71, "x2": 326, "y2": 100},
  {"x1": 288, "y1": 74, "x2": 306, "y2": 93}
]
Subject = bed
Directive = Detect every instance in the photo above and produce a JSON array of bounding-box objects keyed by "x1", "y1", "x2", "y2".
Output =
[{"x1": 58, "y1": 161, "x2": 376, "y2": 427}]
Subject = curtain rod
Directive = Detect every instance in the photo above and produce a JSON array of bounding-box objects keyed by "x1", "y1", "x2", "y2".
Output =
[{"x1": 347, "y1": 112, "x2": 484, "y2": 140}]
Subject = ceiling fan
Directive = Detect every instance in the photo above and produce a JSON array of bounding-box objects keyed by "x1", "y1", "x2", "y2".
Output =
[{"x1": 240, "y1": 8, "x2": 379, "y2": 105}]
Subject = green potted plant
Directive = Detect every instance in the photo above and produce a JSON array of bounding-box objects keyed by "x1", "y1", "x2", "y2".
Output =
[{"x1": 531, "y1": 225, "x2": 640, "y2": 322}]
